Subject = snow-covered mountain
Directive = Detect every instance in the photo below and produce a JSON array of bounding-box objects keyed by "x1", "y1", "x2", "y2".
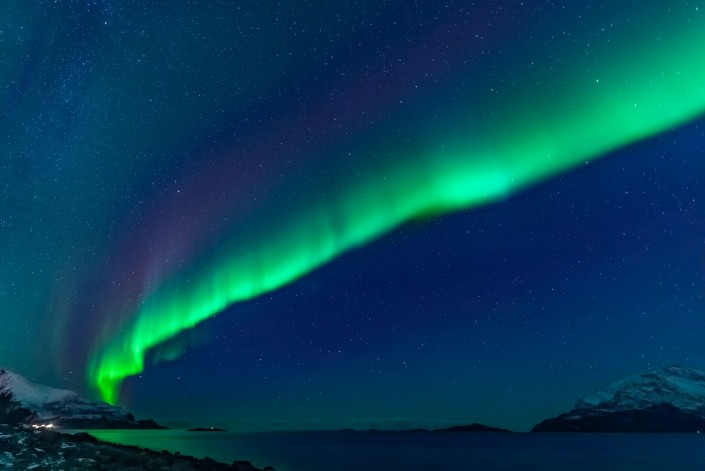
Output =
[
  {"x1": 533, "y1": 366, "x2": 705, "y2": 432},
  {"x1": 0, "y1": 369, "x2": 163, "y2": 429},
  {"x1": 0, "y1": 370, "x2": 79, "y2": 407}
]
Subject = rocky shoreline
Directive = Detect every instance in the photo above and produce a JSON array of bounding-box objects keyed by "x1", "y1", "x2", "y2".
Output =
[{"x1": 0, "y1": 424, "x2": 268, "y2": 471}]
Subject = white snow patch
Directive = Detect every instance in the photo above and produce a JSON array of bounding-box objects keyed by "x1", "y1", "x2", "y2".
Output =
[{"x1": 0, "y1": 371, "x2": 78, "y2": 406}]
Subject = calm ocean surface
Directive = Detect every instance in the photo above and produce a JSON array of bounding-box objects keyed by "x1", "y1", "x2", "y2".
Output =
[{"x1": 84, "y1": 430, "x2": 705, "y2": 471}]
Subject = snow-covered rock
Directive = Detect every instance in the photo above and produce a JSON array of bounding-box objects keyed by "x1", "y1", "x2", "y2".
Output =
[
  {"x1": 533, "y1": 366, "x2": 705, "y2": 432},
  {"x1": 0, "y1": 369, "x2": 163, "y2": 429}
]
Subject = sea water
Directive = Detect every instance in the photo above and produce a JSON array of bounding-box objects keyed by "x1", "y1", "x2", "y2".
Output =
[{"x1": 84, "y1": 429, "x2": 705, "y2": 471}]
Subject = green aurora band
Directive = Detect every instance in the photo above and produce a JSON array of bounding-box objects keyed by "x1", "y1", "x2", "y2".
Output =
[{"x1": 89, "y1": 12, "x2": 705, "y2": 404}]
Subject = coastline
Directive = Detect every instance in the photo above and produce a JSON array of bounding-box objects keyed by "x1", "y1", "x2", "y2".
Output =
[
  {"x1": 62, "y1": 428, "x2": 705, "y2": 471},
  {"x1": 0, "y1": 424, "x2": 268, "y2": 471}
]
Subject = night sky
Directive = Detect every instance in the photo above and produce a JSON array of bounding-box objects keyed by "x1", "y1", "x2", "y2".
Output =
[{"x1": 1, "y1": 1, "x2": 704, "y2": 432}]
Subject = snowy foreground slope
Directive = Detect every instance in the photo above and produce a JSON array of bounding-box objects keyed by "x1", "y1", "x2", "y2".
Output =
[
  {"x1": 533, "y1": 366, "x2": 705, "y2": 432},
  {"x1": 0, "y1": 369, "x2": 162, "y2": 429},
  {"x1": 0, "y1": 425, "x2": 264, "y2": 470}
]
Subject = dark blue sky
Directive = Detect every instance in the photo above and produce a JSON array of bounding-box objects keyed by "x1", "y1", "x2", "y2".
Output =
[{"x1": 123, "y1": 121, "x2": 705, "y2": 431}]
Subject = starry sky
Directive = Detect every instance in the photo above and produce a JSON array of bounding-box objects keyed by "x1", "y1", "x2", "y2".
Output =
[{"x1": 1, "y1": 1, "x2": 704, "y2": 432}]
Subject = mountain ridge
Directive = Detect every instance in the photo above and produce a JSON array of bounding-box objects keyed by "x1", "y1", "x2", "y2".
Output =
[
  {"x1": 533, "y1": 366, "x2": 705, "y2": 432},
  {"x1": 0, "y1": 369, "x2": 163, "y2": 429}
]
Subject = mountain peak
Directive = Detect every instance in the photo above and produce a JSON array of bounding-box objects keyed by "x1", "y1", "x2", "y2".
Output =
[
  {"x1": 0, "y1": 369, "x2": 163, "y2": 429},
  {"x1": 533, "y1": 366, "x2": 705, "y2": 432},
  {"x1": 575, "y1": 366, "x2": 705, "y2": 413},
  {"x1": 0, "y1": 369, "x2": 79, "y2": 407}
]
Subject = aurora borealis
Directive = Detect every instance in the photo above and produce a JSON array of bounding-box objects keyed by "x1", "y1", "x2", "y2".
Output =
[{"x1": 2, "y1": 1, "x2": 705, "y2": 431}]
